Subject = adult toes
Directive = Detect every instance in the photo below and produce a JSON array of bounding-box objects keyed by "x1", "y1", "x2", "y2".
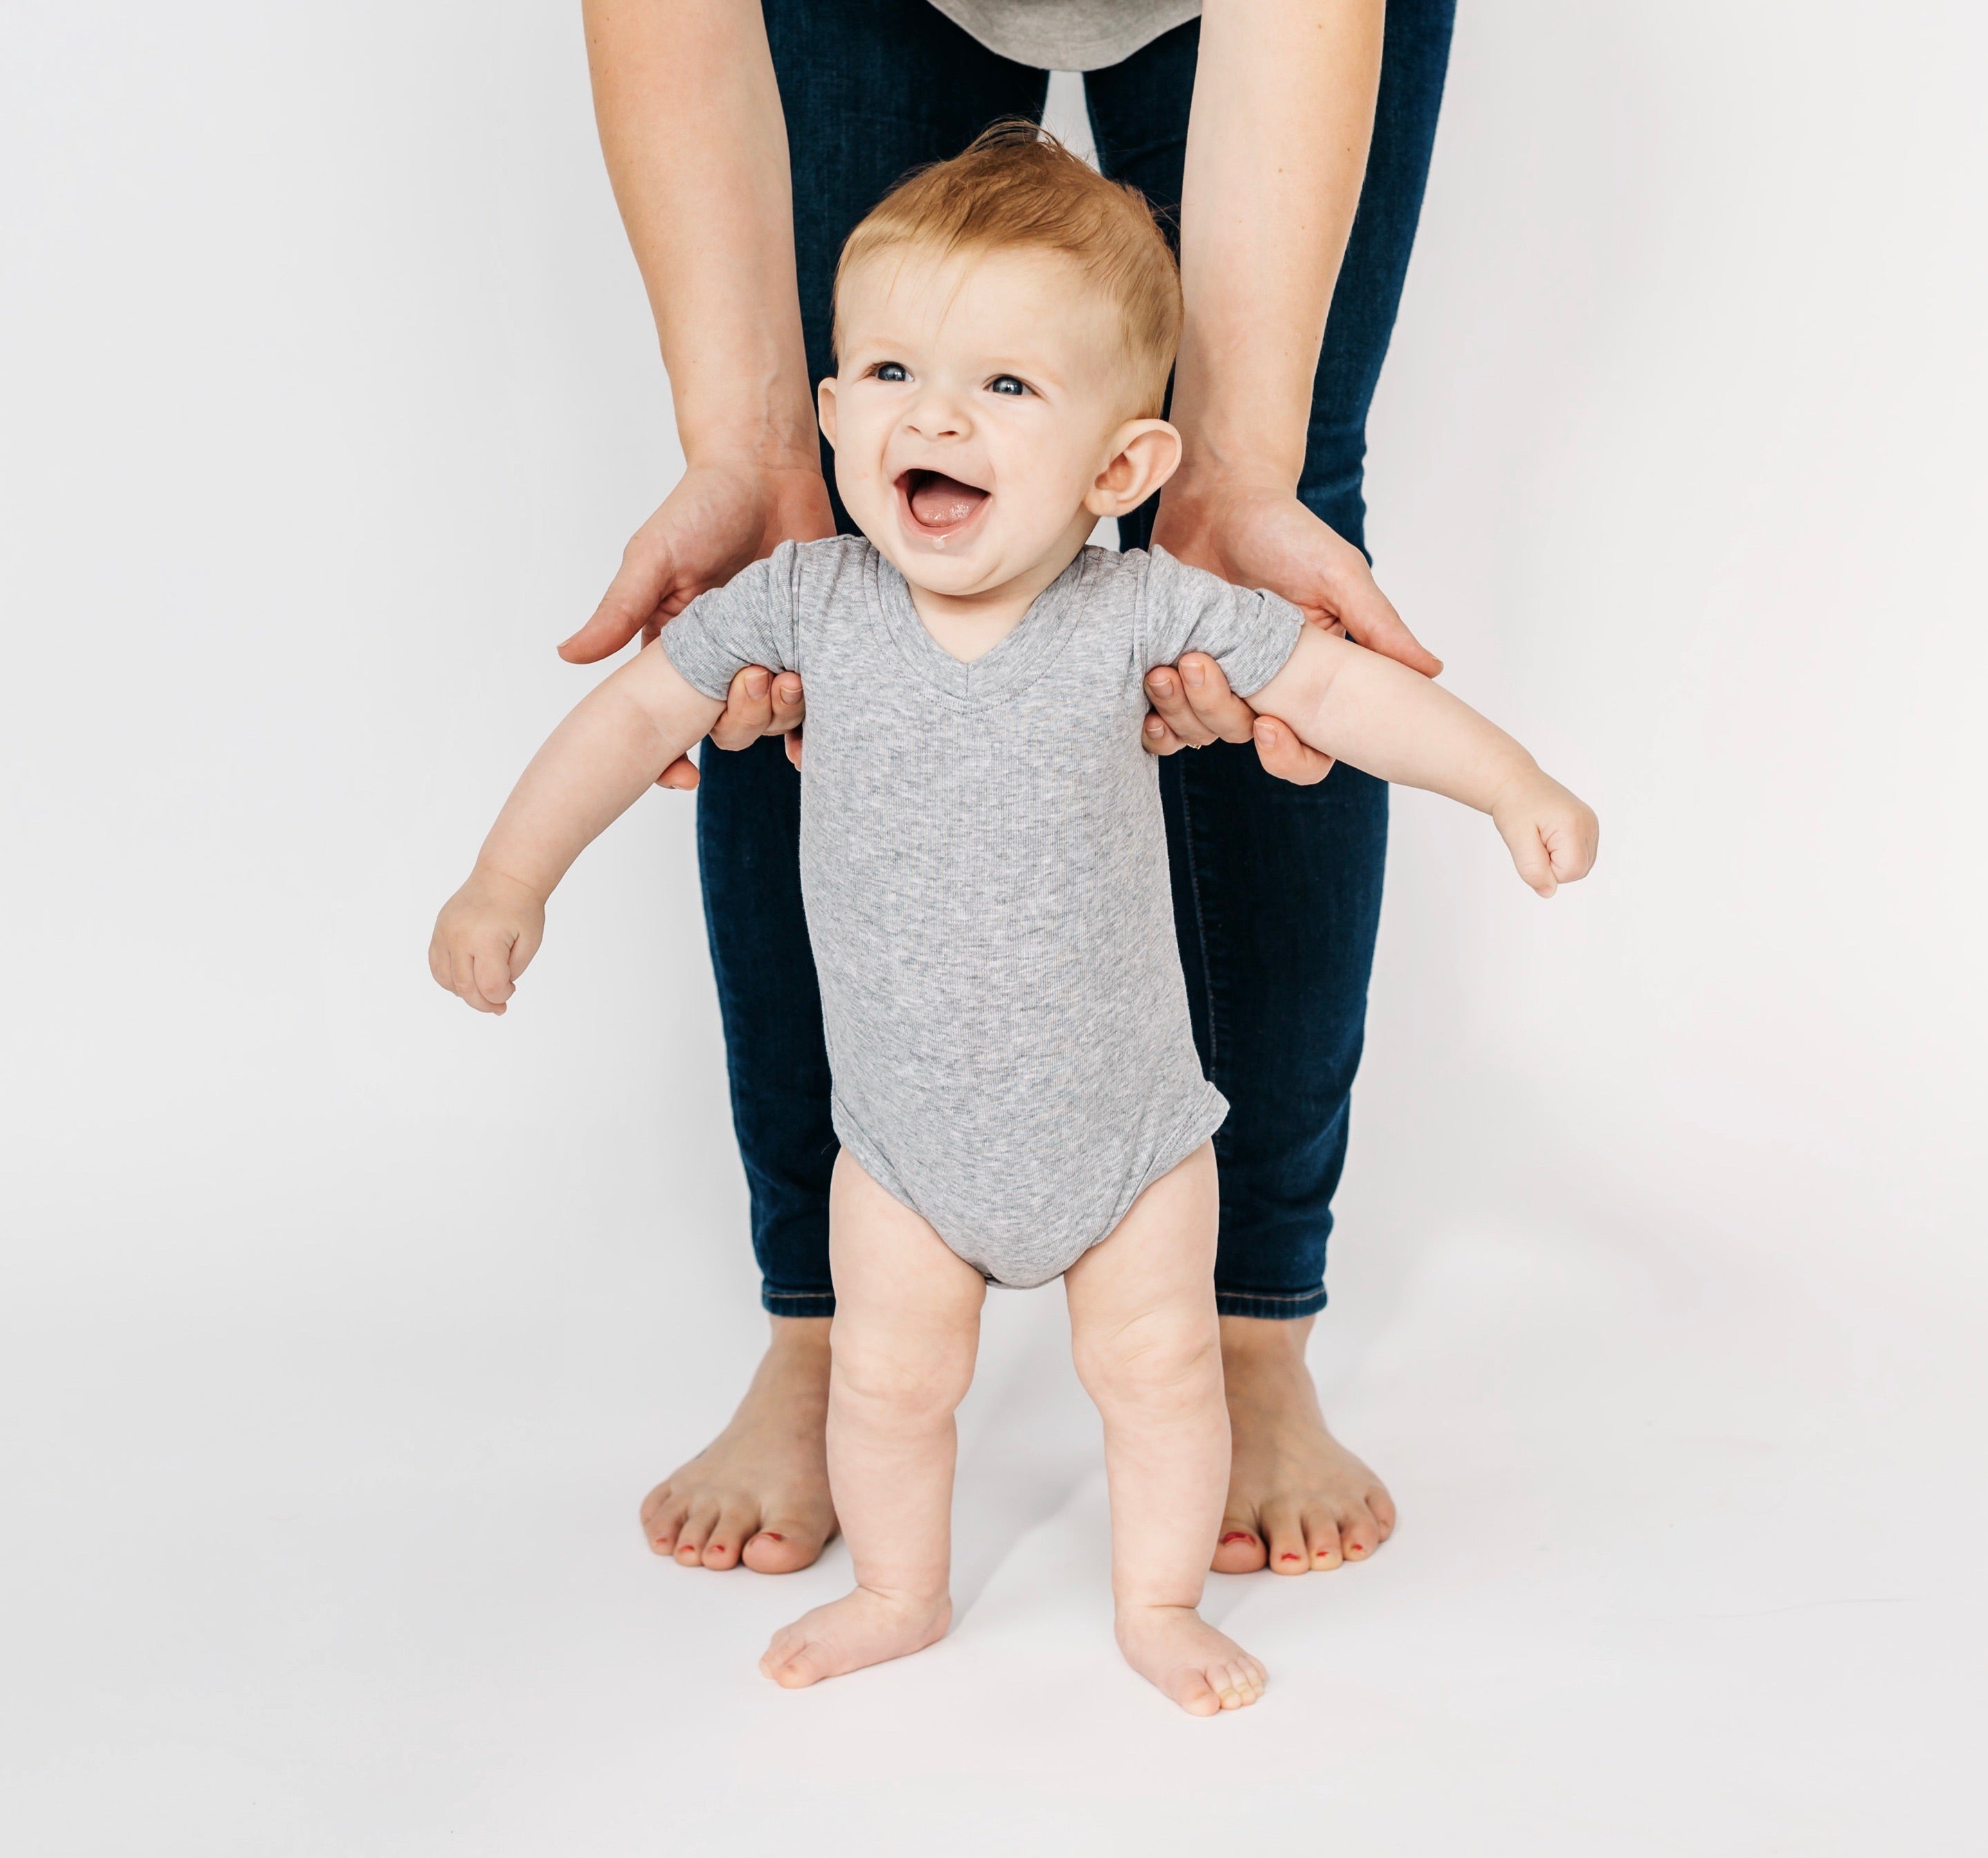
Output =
[
  {"x1": 741, "y1": 1518, "x2": 830, "y2": 1574},
  {"x1": 1261, "y1": 1504, "x2": 1309, "y2": 1576},
  {"x1": 641, "y1": 1491, "x2": 689, "y2": 1557},
  {"x1": 1212, "y1": 1519, "x2": 1268, "y2": 1574},
  {"x1": 1338, "y1": 1500, "x2": 1383, "y2": 1561},
  {"x1": 1304, "y1": 1509, "x2": 1345, "y2": 1569},
  {"x1": 1368, "y1": 1484, "x2": 1399, "y2": 1539},
  {"x1": 700, "y1": 1501, "x2": 758, "y2": 1569},
  {"x1": 673, "y1": 1502, "x2": 720, "y2": 1565}
]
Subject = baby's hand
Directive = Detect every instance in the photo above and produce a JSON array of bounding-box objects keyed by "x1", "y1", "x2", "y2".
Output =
[
  {"x1": 1490, "y1": 769, "x2": 1599, "y2": 898},
  {"x1": 428, "y1": 868, "x2": 547, "y2": 1014}
]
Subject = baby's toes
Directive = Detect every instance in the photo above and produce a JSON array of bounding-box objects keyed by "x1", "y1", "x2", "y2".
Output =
[
  {"x1": 761, "y1": 1635, "x2": 829, "y2": 1689},
  {"x1": 758, "y1": 1626, "x2": 805, "y2": 1683},
  {"x1": 1172, "y1": 1667, "x2": 1223, "y2": 1716},
  {"x1": 1212, "y1": 1661, "x2": 1255, "y2": 1709}
]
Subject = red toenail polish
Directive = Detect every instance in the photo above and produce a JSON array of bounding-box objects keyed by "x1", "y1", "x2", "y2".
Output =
[
  {"x1": 760, "y1": 1532, "x2": 785, "y2": 1541},
  {"x1": 1281, "y1": 1552, "x2": 1301, "y2": 1561},
  {"x1": 1221, "y1": 1531, "x2": 1254, "y2": 1544}
]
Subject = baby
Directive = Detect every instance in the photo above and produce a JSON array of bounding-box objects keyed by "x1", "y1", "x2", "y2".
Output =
[{"x1": 430, "y1": 128, "x2": 1597, "y2": 1714}]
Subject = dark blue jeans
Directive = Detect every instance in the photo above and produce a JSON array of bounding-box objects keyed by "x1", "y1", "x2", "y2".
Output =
[{"x1": 697, "y1": 0, "x2": 1455, "y2": 1318}]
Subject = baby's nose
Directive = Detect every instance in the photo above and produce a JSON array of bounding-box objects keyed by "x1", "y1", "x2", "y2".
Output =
[{"x1": 906, "y1": 391, "x2": 970, "y2": 441}]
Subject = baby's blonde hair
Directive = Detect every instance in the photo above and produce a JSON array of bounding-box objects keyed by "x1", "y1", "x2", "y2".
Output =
[{"x1": 833, "y1": 122, "x2": 1183, "y2": 416}]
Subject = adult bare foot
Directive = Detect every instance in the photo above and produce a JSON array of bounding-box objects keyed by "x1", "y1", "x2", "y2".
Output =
[
  {"x1": 759, "y1": 1587, "x2": 951, "y2": 1688},
  {"x1": 1213, "y1": 1314, "x2": 1396, "y2": 1575},
  {"x1": 1116, "y1": 1603, "x2": 1266, "y2": 1715},
  {"x1": 639, "y1": 1315, "x2": 837, "y2": 1573}
]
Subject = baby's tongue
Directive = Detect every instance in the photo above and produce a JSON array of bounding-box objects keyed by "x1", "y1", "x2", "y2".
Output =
[{"x1": 909, "y1": 473, "x2": 987, "y2": 527}]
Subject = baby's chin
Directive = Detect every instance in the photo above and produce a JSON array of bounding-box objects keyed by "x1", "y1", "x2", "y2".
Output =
[{"x1": 864, "y1": 512, "x2": 1042, "y2": 602}]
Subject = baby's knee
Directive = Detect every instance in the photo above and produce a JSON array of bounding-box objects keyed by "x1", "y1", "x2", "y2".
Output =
[
  {"x1": 1073, "y1": 1313, "x2": 1221, "y2": 1412},
  {"x1": 832, "y1": 1333, "x2": 975, "y2": 1426}
]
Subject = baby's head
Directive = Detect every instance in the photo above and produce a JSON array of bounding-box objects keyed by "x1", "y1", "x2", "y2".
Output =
[{"x1": 819, "y1": 124, "x2": 1184, "y2": 603}]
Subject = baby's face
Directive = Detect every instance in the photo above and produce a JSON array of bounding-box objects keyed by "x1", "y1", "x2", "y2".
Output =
[{"x1": 821, "y1": 247, "x2": 1167, "y2": 604}]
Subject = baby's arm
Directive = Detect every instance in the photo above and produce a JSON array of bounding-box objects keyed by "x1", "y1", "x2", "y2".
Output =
[
  {"x1": 1250, "y1": 629, "x2": 1599, "y2": 895},
  {"x1": 430, "y1": 644, "x2": 723, "y2": 1013}
]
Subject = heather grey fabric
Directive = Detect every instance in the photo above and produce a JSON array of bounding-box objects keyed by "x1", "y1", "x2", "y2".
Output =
[
  {"x1": 662, "y1": 538, "x2": 1302, "y2": 1286},
  {"x1": 924, "y1": 1, "x2": 1199, "y2": 71}
]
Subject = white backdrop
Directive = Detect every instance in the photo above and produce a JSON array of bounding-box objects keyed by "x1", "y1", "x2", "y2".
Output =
[{"x1": 3, "y1": 2, "x2": 1983, "y2": 1851}]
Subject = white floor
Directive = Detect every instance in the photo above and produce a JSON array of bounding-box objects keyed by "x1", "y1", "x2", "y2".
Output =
[{"x1": 7, "y1": 1066, "x2": 1979, "y2": 1857}]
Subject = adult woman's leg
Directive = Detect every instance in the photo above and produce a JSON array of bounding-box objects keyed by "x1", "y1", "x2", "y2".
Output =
[
  {"x1": 1086, "y1": 0, "x2": 1457, "y2": 1573},
  {"x1": 642, "y1": 0, "x2": 1046, "y2": 1573}
]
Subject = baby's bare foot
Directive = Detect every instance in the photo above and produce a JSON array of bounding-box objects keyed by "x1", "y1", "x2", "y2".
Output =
[
  {"x1": 1215, "y1": 1314, "x2": 1396, "y2": 1574},
  {"x1": 1116, "y1": 1603, "x2": 1266, "y2": 1715},
  {"x1": 639, "y1": 1317, "x2": 837, "y2": 1573},
  {"x1": 759, "y1": 1587, "x2": 951, "y2": 1688}
]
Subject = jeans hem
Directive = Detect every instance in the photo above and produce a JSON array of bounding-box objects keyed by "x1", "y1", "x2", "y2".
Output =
[
  {"x1": 762, "y1": 1288, "x2": 836, "y2": 1319},
  {"x1": 1214, "y1": 1287, "x2": 1327, "y2": 1320}
]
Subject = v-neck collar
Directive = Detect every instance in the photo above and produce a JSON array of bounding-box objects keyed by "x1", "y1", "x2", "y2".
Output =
[{"x1": 865, "y1": 545, "x2": 1092, "y2": 710}]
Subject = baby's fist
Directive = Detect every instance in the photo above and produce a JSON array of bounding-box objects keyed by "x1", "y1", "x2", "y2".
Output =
[
  {"x1": 428, "y1": 869, "x2": 546, "y2": 1014},
  {"x1": 1492, "y1": 770, "x2": 1598, "y2": 898}
]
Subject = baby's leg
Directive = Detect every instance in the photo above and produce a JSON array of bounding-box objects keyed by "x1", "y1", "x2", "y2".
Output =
[
  {"x1": 760, "y1": 1151, "x2": 985, "y2": 1688},
  {"x1": 1064, "y1": 1142, "x2": 1266, "y2": 1714}
]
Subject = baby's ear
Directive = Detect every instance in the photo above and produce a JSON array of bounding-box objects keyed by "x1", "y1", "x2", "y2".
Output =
[
  {"x1": 1088, "y1": 418, "x2": 1182, "y2": 517},
  {"x1": 817, "y1": 376, "x2": 839, "y2": 447}
]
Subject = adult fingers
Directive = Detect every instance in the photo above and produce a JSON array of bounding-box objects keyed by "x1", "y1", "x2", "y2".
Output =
[
  {"x1": 1250, "y1": 716, "x2": 1335, "y2": 785},
  {"x1": 709, "y1": 666, "x2": 775, "y2": 752},
  {"x1": 1171, "y1": 654, "x2": 1259, "y2": 744},
  {"x1": 559, "y1": 530, "x2": 671, "y2": 665},
  {"x1": 1143, "y1": 666, "x2": 1219, "y2": 747},
  {"x1": 766, "y1": 673, "x2": 805, "y2": 736},
  {"x1": 1329, "y1": 569, "x2": 1443, "y2": 679},
  {"x1": 1142, "y1": 710, "x2": 1189, "y2": 756}
]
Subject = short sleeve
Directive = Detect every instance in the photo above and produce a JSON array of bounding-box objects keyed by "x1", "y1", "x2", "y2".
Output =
[
  {"x1": 1140, "y1": 547, "x2": 1304, "y2": 698},
  {"x1": 658, "y1": 543, "x2": 803, "y2": 700}
]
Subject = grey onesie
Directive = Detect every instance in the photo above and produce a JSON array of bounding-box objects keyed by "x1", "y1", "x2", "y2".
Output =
[{"x1": 662, "y1": 538, "x2": 1303, "y2": 1288}]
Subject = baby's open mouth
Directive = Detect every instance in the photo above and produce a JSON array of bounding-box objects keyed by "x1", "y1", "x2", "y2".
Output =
[{"x1": 898, "y1": 468, "x2": 991, "y2": 534}]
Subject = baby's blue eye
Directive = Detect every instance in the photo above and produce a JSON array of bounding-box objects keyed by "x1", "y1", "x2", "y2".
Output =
[
  {"x1": 874, "y1": 362, "x2": 909, "y2": 383},
  {"x1": 987, "y1": 374, "x2": 1030, "y2": 397}
]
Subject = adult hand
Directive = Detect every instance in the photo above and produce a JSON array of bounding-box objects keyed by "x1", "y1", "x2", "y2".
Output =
[
  {"x1": 558, "y1": 455, "x2": 833, "y2": 788},
  {"x1": 1143, "y1": 473, "x2": 1444, "y2": 785}
]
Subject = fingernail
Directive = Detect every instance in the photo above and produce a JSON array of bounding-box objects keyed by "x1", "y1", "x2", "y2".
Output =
[
  {"x1": 1184, "y1": 662, "x2": 1203, "y2": 688},
  {"x1": 1147, "y1": 717, "x2": 1165, "y2": 736},
  {"x1": 747, "y1": 670, "x2": 768, "y2": 697},
  {"x1": 1221, "y1": 1531, "x2": 1255, "y2": 1545},
  {"x1": 1151, "y1": 673, "x2": 1174, "y2": 695}
]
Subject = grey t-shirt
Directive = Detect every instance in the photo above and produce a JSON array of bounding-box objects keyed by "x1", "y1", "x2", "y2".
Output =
[
  {"x1": 663, "y1": 538, "x2": 1302, "y2": 1286},
  {"x1": 926, "y1": 0, "x2": 1200, "y2": 71}
]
